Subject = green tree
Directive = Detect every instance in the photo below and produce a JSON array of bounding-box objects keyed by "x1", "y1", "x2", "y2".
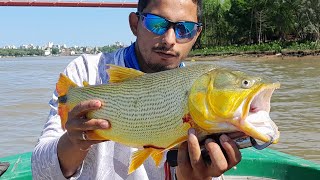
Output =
[
  {"x1": 303, "y1": 0, "x2": 320, "y2": 41},
  {"x1": 51, "y1": 48, "x2": 60, "y2": 55},
  {"x1": 201, "y1": 0, "x2": 232, "y2": 46}
]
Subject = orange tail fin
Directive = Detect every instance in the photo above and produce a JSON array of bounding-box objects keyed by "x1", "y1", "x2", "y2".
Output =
[{"x1": 56, "y1": 73, "x2": 77, "y2": 130}]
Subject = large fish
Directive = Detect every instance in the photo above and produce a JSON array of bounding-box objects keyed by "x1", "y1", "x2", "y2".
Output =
[{"x1": 56, "y1": 63, "x2": 280, "y2": 174}]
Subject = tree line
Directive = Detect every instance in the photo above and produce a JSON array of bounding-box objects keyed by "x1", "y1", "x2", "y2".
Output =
[
  {"x1": 197, "y1": 0, "x2": 320, "y2": 47},
  {"x1": 0, "y1": 49, "x2": 44, "y2": 57}
]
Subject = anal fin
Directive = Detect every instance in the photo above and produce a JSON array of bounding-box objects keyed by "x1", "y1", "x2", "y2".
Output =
[
  {"x1": 151, "y1": 150, "x2": 164, "y2": 167},
  {"x1": 128, "y1": 148, "x2": 153, "y2": 174}
]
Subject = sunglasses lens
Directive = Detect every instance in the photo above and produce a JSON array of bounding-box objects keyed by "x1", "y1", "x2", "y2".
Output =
[
  {"x1": 175, "y1": 22, "x2": 198, "y2": 39},
  {"x1": 143, "y1": 14, "x2": 169, "y2": 35},
  {"x1": 140, "y1": 13, "x2": 200, "y2": 42}
]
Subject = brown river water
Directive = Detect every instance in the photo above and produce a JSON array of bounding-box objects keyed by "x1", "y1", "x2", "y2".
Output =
[{"x1": 0, "y1": 56, "x2": 319, "y2": 164}]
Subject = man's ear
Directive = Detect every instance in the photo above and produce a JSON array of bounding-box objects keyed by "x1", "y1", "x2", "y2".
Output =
[{"x1": 129, "y1": 12, "x2": 139, "y2": 36}]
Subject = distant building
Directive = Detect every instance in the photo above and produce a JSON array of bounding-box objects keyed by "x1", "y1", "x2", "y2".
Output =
[
  {"x1": 44, "y1": 49, "x2": 51, "y2": 56},
  {"x1": 3, "y1": 45, "x2": 16, "y2": 49},
  {"x1": 20, "y1": 45, "x2": 28, "y2": 49},
  {"x1": 27, "y1": 44, "x2": 35, "y2": 49},
  {"x1": 114, "y1": 41, "x2": 124, "y2": 47},
  {"x1": 47, "y1": 42, "x2": 53, "y2": 49}
]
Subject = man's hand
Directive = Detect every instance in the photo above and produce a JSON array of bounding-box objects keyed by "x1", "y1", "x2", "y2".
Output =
[
  {"x1": 57, "y1": 99, "x2": 110, "y2": 178},
  {"x1": 176, "y1": 129, "x2": 242, "y2": 180},
  {"x1": 64, "y1": 99, "x2": 110, "y2": 150}
]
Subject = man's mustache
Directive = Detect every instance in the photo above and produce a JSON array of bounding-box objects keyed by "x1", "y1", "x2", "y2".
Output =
[{"x1": 152, "y1": 46, "x2": 180, "y2": 56}]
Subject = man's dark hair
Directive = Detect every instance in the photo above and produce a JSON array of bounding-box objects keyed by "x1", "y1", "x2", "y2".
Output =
[{"x1": 137, "y1": 0, "x2": 202, "y2": 22}]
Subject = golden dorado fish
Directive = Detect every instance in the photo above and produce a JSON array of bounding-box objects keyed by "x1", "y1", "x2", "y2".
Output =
[{"x1": 56, "y1": 64, "x2": 280, "y2": 174}]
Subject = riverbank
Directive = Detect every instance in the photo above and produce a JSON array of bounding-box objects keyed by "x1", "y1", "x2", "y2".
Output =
[
  {"x1": 187, "y1": 41, "x2": 320, "y2": 61},
  {"x1": 186, "y1": 50, "x2": 320, "y2": 61}
]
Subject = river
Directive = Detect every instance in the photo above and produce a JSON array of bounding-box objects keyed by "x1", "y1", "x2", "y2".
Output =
[{"x1": 0, "y1": 56, "x2": 319, "y2": 164}]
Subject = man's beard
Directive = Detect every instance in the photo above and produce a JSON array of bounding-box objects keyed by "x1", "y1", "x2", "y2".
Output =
[
  {"x1": 145, "y1": 62, "x2": 175, "y2": 72},
  {"x1": 146, "y1": 46, "x2": 180, "y2": 72}
]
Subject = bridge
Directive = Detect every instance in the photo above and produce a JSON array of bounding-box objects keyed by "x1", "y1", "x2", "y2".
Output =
[{"x1": 0, "y1": 0, "x2": 137, "y2": 8}]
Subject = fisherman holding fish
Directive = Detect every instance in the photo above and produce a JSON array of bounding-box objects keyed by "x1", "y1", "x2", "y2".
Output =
[{"x1": 32, "y1": 0, "x2": 280, "y2": 179}]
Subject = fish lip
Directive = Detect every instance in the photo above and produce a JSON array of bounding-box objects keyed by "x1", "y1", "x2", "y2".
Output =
[{"x1": 235, "y1": 82, "x2": 280, "y2": 143}]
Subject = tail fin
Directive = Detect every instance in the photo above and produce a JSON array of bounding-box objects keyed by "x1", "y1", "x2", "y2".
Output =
[{"x1": 56, "y1": 73, "x2": 78, "y2": 130}]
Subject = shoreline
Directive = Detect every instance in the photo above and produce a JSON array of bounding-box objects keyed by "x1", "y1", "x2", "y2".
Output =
[
  {"x1": 186, "y1": 53, "x2": 320, "y2": 61},
  {"x1": 1, "y1": 52, "x2": 320, "y2": 61}
]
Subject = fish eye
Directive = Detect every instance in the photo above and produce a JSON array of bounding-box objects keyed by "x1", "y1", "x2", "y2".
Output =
[{"x1": 241, "y1": 79, "x2": 252, "y2": 88}]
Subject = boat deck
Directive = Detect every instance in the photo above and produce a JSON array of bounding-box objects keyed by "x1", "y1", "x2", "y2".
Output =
[{"x1": 0, "y1": 148, "x2": 319, "y2": 179}]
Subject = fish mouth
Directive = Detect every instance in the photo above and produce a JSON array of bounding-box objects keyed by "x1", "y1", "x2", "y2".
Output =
[{"x1": 234, "y1": 82, "x2": 280, "y2": 143}]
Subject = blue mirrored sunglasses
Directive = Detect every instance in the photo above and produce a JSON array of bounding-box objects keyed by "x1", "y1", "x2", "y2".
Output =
[{"x1": 136, "y1": 12, "x2": 202, "y2": 42}]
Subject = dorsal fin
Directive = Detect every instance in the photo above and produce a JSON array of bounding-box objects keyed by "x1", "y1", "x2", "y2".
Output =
[{"x1": 106, "y1": 64, "x2": 145, "y2": 83}]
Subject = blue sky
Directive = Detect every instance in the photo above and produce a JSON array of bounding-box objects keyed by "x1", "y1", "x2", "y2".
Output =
[{"x1": 0, "y1": 0, "x2": 138, "y2": 47}]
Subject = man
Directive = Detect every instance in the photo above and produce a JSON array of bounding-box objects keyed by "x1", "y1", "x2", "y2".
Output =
[{"x1": 32, "y1": 0, "x2": 242, "y2": 179}]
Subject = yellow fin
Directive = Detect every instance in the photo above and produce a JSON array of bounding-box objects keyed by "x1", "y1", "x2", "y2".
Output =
[
  {"x1": 106, "y1": 64, "x2": 145, "y2": 83},
  {"x1": 56, "y1": 73, "x2": 77, "y2": 97},
  {"x1": 150, "y1": 150, "x2": 164, "y2": 167},
  {"x1": 128, "y1": 148, "x2": 153, "y2": 174},
  {"x1": 86, "y1": 130, "x2": 107, "y2": 140},
  {"x1": 128, "y1": 123, "x2": 191, "y2": 174},
  {"x1": 83, "y1": 81, "x2": 90, "y2": 87},
  {"x1": 58, "y1": 104, "x2": 69, "y2": 130},
  {"x1": 56, "y1": 73, "x2": 78, "y2": 130}
]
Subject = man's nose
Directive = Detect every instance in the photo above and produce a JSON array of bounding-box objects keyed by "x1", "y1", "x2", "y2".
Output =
[{"x1": 162, "y1": 27, "x2": 176, "y2": 48}]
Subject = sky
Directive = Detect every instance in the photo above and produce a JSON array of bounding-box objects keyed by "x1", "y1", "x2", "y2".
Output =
[{"x1": 0, "y1": 0, "x2": 138, "y2": 47}]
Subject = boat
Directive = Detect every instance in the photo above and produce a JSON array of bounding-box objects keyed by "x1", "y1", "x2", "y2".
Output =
[{"x1": 0, "y1": 148, "x2": 319, "y2": 179}]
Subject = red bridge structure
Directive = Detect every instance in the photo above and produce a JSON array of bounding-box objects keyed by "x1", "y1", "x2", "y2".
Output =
[{"x1": 0, "y1": 0, "x2": 137, "y2": 8}]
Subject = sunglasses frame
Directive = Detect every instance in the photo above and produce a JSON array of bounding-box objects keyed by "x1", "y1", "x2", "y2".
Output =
[{"x1": 136, "y1": 12, "x2": 202, "y2": 41}]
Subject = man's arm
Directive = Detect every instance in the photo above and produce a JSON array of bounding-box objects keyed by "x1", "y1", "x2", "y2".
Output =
[{"x1": 32, "y1": 53, "x2": 112, "y2": 179}]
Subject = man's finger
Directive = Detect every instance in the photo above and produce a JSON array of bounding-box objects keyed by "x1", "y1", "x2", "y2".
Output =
[
  {"x1": 69, "y1": 100, "x2": 101, "y2": 118},
  {"x1": 219, "y1": 134, "x2": 242, "y2": 169},
  {"x1": 66, "y1": 116, "x2": 110, "y2": 131},
  {"x1": 177, "y1": 142, "x2": 191, "y2": 179},
  {"x1": 78, "y1": 119, "x2": 110, "y2": 131},
  {"x1": 227, "y1": 132, "x2": 246, "y2": 139},
  {"x1": 205, "y1": 138, "x2": 228, "y2": 177},
  {"x1": 66, "y1": 131, "x2": 106, "y2": 150},
  {"x1": 187, "y1": 128, "x2": 206, "y2": 172}
]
